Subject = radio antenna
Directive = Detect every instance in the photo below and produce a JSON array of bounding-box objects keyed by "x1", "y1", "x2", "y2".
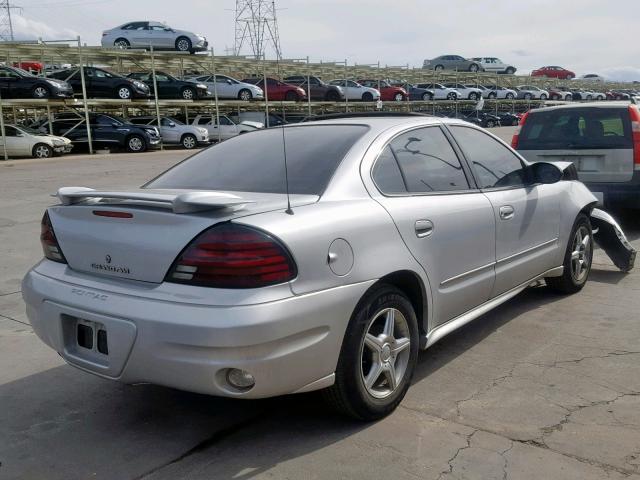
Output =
[{"x1": 273, "y1": 47, "x2": 293, "y2": 215}]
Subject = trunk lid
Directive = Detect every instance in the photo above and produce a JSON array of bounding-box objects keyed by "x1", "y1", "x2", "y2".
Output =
[{"x1": 48, "y1": 188, "x2": 317, "y2": 283}]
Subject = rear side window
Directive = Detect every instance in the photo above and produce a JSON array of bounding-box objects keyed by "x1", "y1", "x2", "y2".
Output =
[
  {"x1": 373, "y1": 126, "x2": 469, "y2": 194},
  {"x1": 519, "y1": 107, "x2": 633, "y2": 150},
  {"x1": 146, "y1": 125, "x2": 368, "y2": 195},
  {"x1": 451, "y1": 126, "x2": 527, "y2": 189}
]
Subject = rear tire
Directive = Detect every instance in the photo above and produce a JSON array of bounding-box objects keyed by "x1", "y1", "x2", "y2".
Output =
[
  {"x1": 505, "y1": 92, "x2": 515, "y2": 99},
  {"x1": 323, "y1": 284, "x2": 419, "y2": 420},
  {"x1": 181, "y1": 133, "x2": 197, "y2": 149},
  {"x1": 113, "y1": 38, "x2": 130, "y2": 49},
  {"x1": 546, "y1": 214, "x2": 593, "y2": 294},
  {"x1": 326, "y1": 90, "x2": 341, "y2": 101},
  {"x1": 32, "y1": 143, "x2": 53, "y2": 158},
  {"x1": 446, "y1": 92, "x2": 457, "y2": 100},
  {"x1": 434, "y1": 65, "x2": 444, "y2": 72},
  {"x1": 524, "y1": 93, "x2": 533, "y2": 100},
  {"x1": 393, "y1": 92, "x2": 404, "y2": 102},
  {"x1": 421, "y1": 92, "x2": 432, "y2": 101}
]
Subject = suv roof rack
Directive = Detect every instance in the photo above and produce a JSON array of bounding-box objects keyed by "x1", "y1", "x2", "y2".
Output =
[{"x1": 300, "y1": 111, "x2": 432, "y2": 122}]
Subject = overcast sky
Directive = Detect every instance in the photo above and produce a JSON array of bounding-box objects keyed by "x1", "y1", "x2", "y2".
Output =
[{"x1": 11, "y1": 0, "x2": 640, "y2": 81}]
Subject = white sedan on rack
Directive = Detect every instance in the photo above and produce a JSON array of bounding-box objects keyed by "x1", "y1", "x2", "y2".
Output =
[
  {"x1": 415, "y1": 83, "x2": 460, "y2": 100},
  {"x1": 443, "y1": 83, "x2": 483, "y2": 100},
  {"x1": 0, "y1": 124, "x2": 72, "y2": 158},
  {"x1": 128, "y1": 116, "x2": 210, "y2": 149},
  {"x1": 185, "y1": 74, "x2": 264, "y2": 101},
  {"x1": 328, "y1": 80, "x2": 381, "y2": 101},
  {"x1": 190, "y1": 114, "x2": 263, "y2": 141}
]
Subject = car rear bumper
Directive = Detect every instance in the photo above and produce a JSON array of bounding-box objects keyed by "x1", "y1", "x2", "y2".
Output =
[
  {"x1": 22, "y1": 262, "x2": 373, "y2": 399},
  {"x1": 586, "y1": 171, "x2": 640, "y2": 208}
]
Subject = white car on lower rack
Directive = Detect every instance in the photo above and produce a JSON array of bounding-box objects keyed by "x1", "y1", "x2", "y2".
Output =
[
  {"x1": 128, "y1": 116, "x2": 210, "y2": 149},
  {"x1": 328, "y1": 80, "x2": 381, "y2": 101},
  {"x1": 476, "y1": 85, "x2": 518, "y2": 100},
  {"x1": 415, "y1": 83, "x2": 460, "y2": 100},
  {"x1": 0, "y1": 124, "x2": 72, "y2": 158},
  {"x1": 190, "y1": 114, "x2": 264, "y2": 141},
  {"x1": 443, "y1": 83, "x2": 483, "y2": 100}
]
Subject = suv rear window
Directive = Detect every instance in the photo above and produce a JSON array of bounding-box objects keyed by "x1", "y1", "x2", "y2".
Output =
[
  {"x1": 145, "y1": 125, "x2": 369, "y2": 195},
  {"x1": 519, "y1": 107, "x2": 633, "y2": 150}
]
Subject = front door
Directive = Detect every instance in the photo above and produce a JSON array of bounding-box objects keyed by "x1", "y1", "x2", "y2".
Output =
[
  {"x1": 371, "y1": 125, "x2": 496, "y2": 326},
  {"x1": 448, "y1": 125, "x2": 561, "y2": 296}
]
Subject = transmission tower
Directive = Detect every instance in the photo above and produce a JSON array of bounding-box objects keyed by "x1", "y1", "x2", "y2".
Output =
[
  {"x1": 0, "y1": 0, "x2": 19, "y2": 42},
  {"x1": 234, "y1": 0, "x2": 282, "y2": 59}
]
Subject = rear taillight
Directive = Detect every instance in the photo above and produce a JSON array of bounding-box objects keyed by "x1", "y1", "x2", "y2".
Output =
[
  {"x1": 511, "y1": 111, "x2": 529, "y2": 149},
  {"x1": 166, "y1": 223, "x2": 297, "y2": 289},
  {"x1": 40, "y1": 211, "x2": 67, "y2": 264},
  {"x1": 629, "y1": 106, "x2": 640, "y2": 167}
]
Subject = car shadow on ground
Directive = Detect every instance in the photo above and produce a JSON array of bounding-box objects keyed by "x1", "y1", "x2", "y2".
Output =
[{"x1": 0, "y1": 284, "x2": 570, "y2": 480}]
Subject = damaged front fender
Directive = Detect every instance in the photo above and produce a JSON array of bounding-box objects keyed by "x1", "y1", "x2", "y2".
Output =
[{"x1": 591, "y1": 208, "x2": 636, "y2": 272}]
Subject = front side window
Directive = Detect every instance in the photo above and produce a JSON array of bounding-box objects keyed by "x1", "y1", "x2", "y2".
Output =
[
  {"x1": 373, "y1": 127, "x2": 470, "y2": 194},
  {"x1": 3, "y1": 126, "x2": 17, "y2": 136},
  {"x1": 451, "y1": 126, "x2": 526, "y2": 189}
]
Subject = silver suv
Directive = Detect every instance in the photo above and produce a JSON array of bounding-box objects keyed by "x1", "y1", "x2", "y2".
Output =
[{"x1": 513, "y1": 102, "x2": 640, "y2": 208}]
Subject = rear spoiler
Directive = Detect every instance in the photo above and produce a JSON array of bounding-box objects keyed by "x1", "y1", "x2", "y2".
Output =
[{"x1": 55, "y1": 187, "x2": 254, "y2": 214}]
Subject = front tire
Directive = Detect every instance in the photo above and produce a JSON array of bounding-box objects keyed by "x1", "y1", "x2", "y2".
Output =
[
  {"x1": 524, "y1": 93, "x2": 533, "y2": 100},
  {"x1": 181, "y1": 133, "x2": 197, "y2": 149},
  {"x1": 422, "y1": 92, "x2": 432, "y2": 101},
  {"x1": 285, "y1": 90, "x2": 299, "y2": 101},
  {"x1": 393, "y1": 92, "x2": 404, "y2": 102},
  {"x1": 32, "y1": 143, "x2": 53, "y2": 158},
  {"x1": 447, "y1": 92, "x2": 457, "y2": 100},
  {"x1": 32, "y1": 85, "x2": 51, "y2": 99},
  {"x1": 546, "y1": 214, "x2": 593, "y2": 294},
  {"x1": 126, "y1": 134, "x2": 146, "y2": 153},
  {"x1": 506, "y1": 92, "x2": 515, "y2": 99},
  {"x1": 468, "y1": 63, "x2": 479, "y2": 73},
  {"x1": 238, "y1": 89, "x2": 252, "y2": 101},
  {"x1": 117, "y1": 86, "x2": 132, "y2": 99},
  {"x1": 176, "y1": 37, "x2": 192, "y2": 52},
  {"x1": 362, "y1": 92, "x2": 373, "y2": 102},
  {"x1": 323, "y1": 284, "x2": 419, "y2": 420},
  {"x1": 181, "y1": 87, "x2": 196, "y2": 100},
  {"x1": 468, "y1": 92, "x2": 478, "y2": 100}
]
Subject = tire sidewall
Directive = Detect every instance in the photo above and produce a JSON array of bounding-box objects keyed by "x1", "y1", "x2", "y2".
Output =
[
  {"x1": 182, "y1": 134, "x2": 197, "y2": 149},
  {"x1": 335, "y1": 285, "x2": 419, "y2": 419},
  {"x1": 33, "y1": 143, "x2": 52, "y2": 158}
]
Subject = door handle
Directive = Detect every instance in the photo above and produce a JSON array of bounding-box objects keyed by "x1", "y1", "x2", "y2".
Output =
[
  {"x1": 499, "y1": 205, "x2": 515, "y2": 220},
  {"x1": 415, "y1": 220, "x2": 434, "y2": 238}
]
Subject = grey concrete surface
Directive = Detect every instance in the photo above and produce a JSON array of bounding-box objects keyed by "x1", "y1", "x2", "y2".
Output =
[{"x1": 1, "y1": 137, "x2": 639, "y2": 480}]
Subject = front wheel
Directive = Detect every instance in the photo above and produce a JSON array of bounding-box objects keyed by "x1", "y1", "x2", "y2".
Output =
[
  {"x1": 505, "y1": 67, "x2": 515, "y2": 74},
  {"x1": 238, "y1": 89, "x2": 252, "y2": 101},
  {"x1": 446, "y1": 92, "x2": 457, "y2": 100},
  {"x1": 285, "y1": 91, "x2": 299, "y2": 101},
  {"x1": 117, "y1": 86, "x2": 132, "y2": 99},
  {"x1": 32, "y1": 143, "x2": 53, "y2": 158},
  {"x1": 486, "y1": 120, "x2": 496, "y2": 128},
  {"x1": 546, "y1": 214, "x2": 593, "y2": 294},
  {"x1": 524, "y1": 93, "x2": 533, "y2": 100},
  {"x1": 540, "y1": 94, "x2": 548, "y2": 100},
  {"x1": 32, "y1": 85, "x2": 51, "y2": 99},
  {"x1": 421, "y1": 92, "x2": 432, "y2": 101},
  {"x1": 393, "y1": 92, "x2": 404, "y2": 102},
  {"x1": 323, "y1": 284, "x2": 419, "y2": 420},
  {"x1": 468, "y1": 63, "x2": 479, "y2": 73},
  {"x1": 181, "y1": 87, "x2": 196, "y2": 100},
  {"x1": 468, "y1": 92, "x2": 478, "y2": 100},
  {"x1": 126, "y1": 135, "x2": 146, "y2": 153},
  {"x1": 175, "y1": 37, "x2": 192, "y2": 52},
  {"x1": 181, "y1": 134, "x2": 197, "y2": 149},
  {"x1": 505, "y1": 93, "x2": 515, "y2": 100},
  {"x1": 362, "y1": 92, "x2": 373, "y2": 102}
]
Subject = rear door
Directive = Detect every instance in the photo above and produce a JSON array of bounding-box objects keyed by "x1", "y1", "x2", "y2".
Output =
[
  {"x1": 371, "y1": 125, "x2": 496, "y2": 325},
  {"x1": 517, "y1": 106, "x2": 634, "y2": 184},
  {"x1": 449, "y1": 125, "x2": 561, "y2": 296},
  {"x1": 0, "y1": 126, "x2": 24, "y2": 156}
]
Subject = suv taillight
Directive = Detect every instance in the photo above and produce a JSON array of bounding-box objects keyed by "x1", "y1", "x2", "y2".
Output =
[
  {"x1": 166, "y1": 223, "x2": 297, "y2": 289},
  {"x1": 40, "y1": 211, "x2": 67, "y2": 263},
  {"x1": 629, "y1": 105, "x2": 640, "y2": 167},
  {"x1": 511, "y1": 111, "x2": 529, "y2": 149}
]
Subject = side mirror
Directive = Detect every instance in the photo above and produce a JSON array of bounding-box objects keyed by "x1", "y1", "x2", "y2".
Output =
[
  {"x1": 226, "y1": 79, "x2": 232, "y2": 84},
  {"x1": 529, "y1": 162, "x2": 563, "y2": 184},
  {"x1": 15, "y1": 132, "x2": 23, "y2": 137},
  {"x1": 112, "y1": 123, "x2": 120, "y2": 127},
  {"x1": 168, "y1": 122, "x2": 176, "y2": 127}
]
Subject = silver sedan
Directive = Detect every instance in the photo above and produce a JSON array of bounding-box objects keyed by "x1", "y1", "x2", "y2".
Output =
[
  {"x1": 23, "y1": 116, "x2": 606, "y2": 420},
  {"x1": 101, "y1": 21, "x2": 207, "y2": 53},
  {"x1": 185, "y1": 74, "x2": 264, "y2": 101}
]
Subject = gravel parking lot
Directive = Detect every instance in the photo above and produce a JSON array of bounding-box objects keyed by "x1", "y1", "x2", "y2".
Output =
[{"x1": 1, "y1": 129, "x2": 639, "y2": 479}]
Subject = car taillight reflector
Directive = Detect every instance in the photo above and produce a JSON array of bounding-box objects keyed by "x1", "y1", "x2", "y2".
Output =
[
  {"x1": 93, "y1": 210, "x2": 133, "y2": 218},
  {"x1": 628, "y1": 106, "x2": 640, "y2": 166},
  {"x1": 40, "y1": 211, "x2": 67, "y2": 263},
  {"x1": 511, "y1": 111, "x2": 529, "y2": 149},
  {"x1": 165, "y1": 223, "x2": 297, "y2": 289}
]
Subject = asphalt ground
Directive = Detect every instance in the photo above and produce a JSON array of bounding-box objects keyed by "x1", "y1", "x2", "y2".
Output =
[{"x1": 1, "y1": 128, "x2": 639, "y2": 479}]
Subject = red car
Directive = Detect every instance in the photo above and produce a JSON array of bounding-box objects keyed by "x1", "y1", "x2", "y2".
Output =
[
  {"x1": 357, "y1": 79, "x2": 407, "y2": 101},
  {"x1": 13, "y1": 61, "x2": 44, "y2": 74},
  {"x1": 531, "y1": 66, "x2": 575, "y2": 80},
  {"x1": 242, "y1": 77, "x2": 307, "y2": 101}
]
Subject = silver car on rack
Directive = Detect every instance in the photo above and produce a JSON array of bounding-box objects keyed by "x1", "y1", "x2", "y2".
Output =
[
  {"x1": 24, "y1": 115, "x2": 609, "y2": 420},
  {"x1": 128, "y1": 116, "x2": 209, "y2": 149},
  {"x1": 101, "y1": 21, "x2": 208, "y2": 53},
  {"x1": 184, "y1": 74, "x2": 264, "y2": 101}
]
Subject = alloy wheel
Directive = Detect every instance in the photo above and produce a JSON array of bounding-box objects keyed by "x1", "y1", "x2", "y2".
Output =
[
  {"x1": 35, "y1": 145, "x2": 51, "y2": 158},
  {"x1": 239, "y1": 90, "x2": 252, "y2": 101},
  {"x1": 177, "y1": 39, "x2": 190, "y2": 51},
  {"x1": 129, "y1": 137, "x2": 143, "y2": 151},
  {"x1": 33, "y1": 86, "x2": 49, "y2": 98},
  {"x1": 182, "y1": 135, "x2": 196, "y2": 149},
  {"x1": 182, "y1": 89, "x2": 194, "y2": 100},
  {"x1": 359, "y1": 307, "x2": 411, "y2": 399},
  {"x1": 570, "y1": 226, "x2": 592, "y2": 283},
  {"x1": 118, "y1": 87, "x2": 131, "y2": 99},
  {"x1": 394, "y1": 93, "x2": 404, "y2": 102}
]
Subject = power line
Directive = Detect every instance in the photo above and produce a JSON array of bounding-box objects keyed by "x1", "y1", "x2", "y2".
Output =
[{"x1": 0, "y1": 0, "x2": 21, "y2": 41}]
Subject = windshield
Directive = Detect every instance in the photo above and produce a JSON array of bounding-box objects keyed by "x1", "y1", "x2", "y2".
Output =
[
  {"x1": 19, "y1": 126, "x2": 44, "y2": 135},
  {"x1": 145, "y1": 125, "x2": 369, "y2": 195},
  {"x1": 12, "y1": 67, "x2": 35, "y2": 78}
]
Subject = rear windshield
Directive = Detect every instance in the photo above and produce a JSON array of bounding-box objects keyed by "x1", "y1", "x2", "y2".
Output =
[
  {"x1": 519, "y1": 107, "x2": 632, "y2": 150},
  {"x1": 145, "y1": 125, "x2": 368, "y2": 195}
]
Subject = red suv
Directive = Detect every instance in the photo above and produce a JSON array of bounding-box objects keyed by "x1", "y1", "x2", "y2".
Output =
[
  {"x1": 242, "y1": 77, "x2": 307, "y2": 101},
  {"x1": 531, "y1": 66, "x2": 575, "y2": 80},
  {"x1": 357, "y1": 79, "x2": 407, "y2": 101}
]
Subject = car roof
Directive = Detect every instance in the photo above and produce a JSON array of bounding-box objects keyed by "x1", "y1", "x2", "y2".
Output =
[
  {"x1": 527, "y1": 101, "x2": 633, "y2": 113},
  {"x1": 296, "y1": 115, "x2": 466, "y2": 132}
]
